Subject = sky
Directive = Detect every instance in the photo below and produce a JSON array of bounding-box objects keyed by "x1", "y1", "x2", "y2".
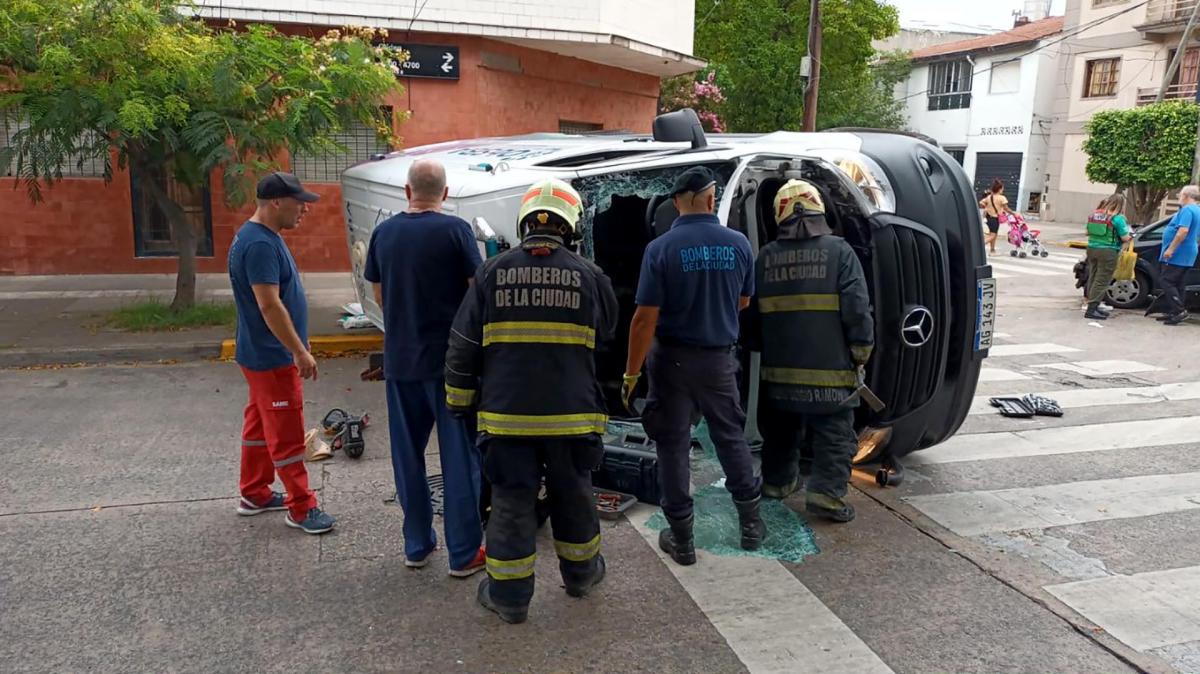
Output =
[{"x1": 884, "y1": 0, "x2": 1068, "y2": 32}]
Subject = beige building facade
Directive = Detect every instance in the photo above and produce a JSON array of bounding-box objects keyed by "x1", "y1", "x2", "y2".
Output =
[{"x1": 1046, "y1": 0, "x2": 1200, "y2": 224}]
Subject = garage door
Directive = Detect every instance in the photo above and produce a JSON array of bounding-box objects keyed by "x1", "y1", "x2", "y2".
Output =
[{"x1": 973, "y1": 152, "x2": 1023, "y2": 201}]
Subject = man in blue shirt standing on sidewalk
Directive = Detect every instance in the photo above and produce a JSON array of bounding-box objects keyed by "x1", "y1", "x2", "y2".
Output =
[
  {"x1": 622, "y1": 166, "x2": 765, "y2": 567},
  {"x1": 364, "y1": 159, "x2": 486, "y2": 577},
  {"x1": 1156, "y1": 185, "x2": 1200, "y2": 325}
]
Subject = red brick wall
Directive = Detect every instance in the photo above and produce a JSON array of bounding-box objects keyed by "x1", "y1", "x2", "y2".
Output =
[{"x1": 0, "y1": 33, "x2": 661, "y2": 276}]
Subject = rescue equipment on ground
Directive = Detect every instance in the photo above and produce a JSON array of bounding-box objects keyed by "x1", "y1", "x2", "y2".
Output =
[{"x1": 320, "y1": 408, "x2": 370, "y2": 459}]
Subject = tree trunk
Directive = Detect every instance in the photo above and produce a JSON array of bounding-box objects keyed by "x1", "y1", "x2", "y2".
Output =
[
  {"x1": 137, "y1": 161, "x2": 198, "y2": 310},
  {"x1": 1130, "y1": 184, "x2": 1169, "y2": 226}
]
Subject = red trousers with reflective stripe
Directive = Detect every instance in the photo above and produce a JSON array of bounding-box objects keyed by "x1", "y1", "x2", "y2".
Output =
[{"x1": 239, "y1": 365, "x2": 317, "y2": 520}]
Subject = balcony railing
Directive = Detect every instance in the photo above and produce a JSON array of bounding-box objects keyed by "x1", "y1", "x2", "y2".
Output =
[
  {"x1": 1143, "y1": 0, "x2": 1198, "y2": 30},
  {"x1": 1135, "y1": 83, "x2": 1199, "y2": 105}
]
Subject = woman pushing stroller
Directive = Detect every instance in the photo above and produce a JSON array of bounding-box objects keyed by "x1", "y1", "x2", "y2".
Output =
[{"x1": 980, "y1": 179, "x2": 1016, "y2": 255}]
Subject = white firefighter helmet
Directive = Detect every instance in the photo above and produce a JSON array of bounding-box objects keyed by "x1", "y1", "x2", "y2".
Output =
[
  {"x1": 773, "y1": 179, "x2": 826, "y2": 224},
  {"x1": 517, "y1": 178, "x2": 584, "y2": 233}
]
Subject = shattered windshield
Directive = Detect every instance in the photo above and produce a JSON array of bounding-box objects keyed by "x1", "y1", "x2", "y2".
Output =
[{"x1": 573, "y1": 163, "x2": 734, "y2": 259}]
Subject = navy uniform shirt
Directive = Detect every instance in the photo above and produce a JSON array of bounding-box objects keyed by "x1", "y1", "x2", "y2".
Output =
[
  {"x1": 228, "y1": 221, "x2": 309, "y2": 371},
  {"x1": 635, "y1": 213, "x2": 754, "y2": 347},
  {"x1": 364, "y1": 211, "x2": 482, "y2": 381}
]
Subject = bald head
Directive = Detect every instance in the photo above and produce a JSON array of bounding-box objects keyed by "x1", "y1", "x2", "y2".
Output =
[{"x1": 406, "y1": 159, "x2": 447, "y2": 205}]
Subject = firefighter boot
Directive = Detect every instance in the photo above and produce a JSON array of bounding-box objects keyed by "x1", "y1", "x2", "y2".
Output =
[
  {"x1": 564, "y1": 554, "x2": 606, "y2": 598},
  {"x1": 658, "y1": 513, "x2": 696, "y2": 566},
  {"x1": 476, "y1": 577, "x2": 529, "y2": 625},
  {"x1": 734, "y1": 496, "x2": 767, "y2": 551},
  {"x1": 806, "y1": 492, "x2": 856, "y2": 523}
]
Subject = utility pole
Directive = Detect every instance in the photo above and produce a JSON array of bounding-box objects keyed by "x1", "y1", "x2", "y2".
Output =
[
  {"x1": 802, "y1": 0, "x2": 822, "y2": 132},
  {"x1": 1157, "y1": 0, "x2": 1200, "y2": 103}
]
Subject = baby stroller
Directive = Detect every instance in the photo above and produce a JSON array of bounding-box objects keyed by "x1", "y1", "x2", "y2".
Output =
[{"x1": 1006, "y1": 212, "x2": 1048, "y2": 258}]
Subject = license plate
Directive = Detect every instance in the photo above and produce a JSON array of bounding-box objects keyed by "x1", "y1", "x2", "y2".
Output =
[{"x1": 975, "y1": 276, "x2": 997, "y2": 351}]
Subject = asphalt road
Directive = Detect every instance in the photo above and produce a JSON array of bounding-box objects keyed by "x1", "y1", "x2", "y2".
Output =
[{"x1": 2, "y1": 228, "x2": 1198, "y2": 673}]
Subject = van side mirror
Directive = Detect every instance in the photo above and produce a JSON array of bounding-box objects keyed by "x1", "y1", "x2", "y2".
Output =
[
  {"x1": 653, "y1": 108, "x2": 708, "y2": 150},
  {"x1": 472, "y1": 216, "x2": 496, "y2": 241}
]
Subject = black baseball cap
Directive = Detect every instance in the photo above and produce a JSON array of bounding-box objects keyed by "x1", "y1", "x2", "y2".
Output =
[
  {"x1": 671, "y1": 166, "x2": 717, "y2": 197},
  {"x1": 256, "y1": 171, "x2": 320, "y2": 203}
]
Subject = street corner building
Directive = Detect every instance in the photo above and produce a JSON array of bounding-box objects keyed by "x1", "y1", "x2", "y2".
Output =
[
  {"x1": 0, "y1": 0, "x2": 703, "y2": 276},
  {"x1": 892, "y1": 5, "x2": 1065, "y2": 217}
]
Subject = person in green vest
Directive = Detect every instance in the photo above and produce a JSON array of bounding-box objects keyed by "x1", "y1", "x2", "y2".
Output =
[{"x1": 1083, "y1": 193, "x2": 1132, "y2": 321}]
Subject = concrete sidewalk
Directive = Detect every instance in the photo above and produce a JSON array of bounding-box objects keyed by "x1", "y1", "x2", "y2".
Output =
[{"x1": 0, "y1": 273, "x2": 379, "y2": 367}]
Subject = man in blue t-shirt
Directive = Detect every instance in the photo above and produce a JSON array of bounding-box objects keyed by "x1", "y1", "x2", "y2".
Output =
[
  {"x1": 622, "y1": 166, "x2": 764, "y2": 567},
  {"x1": 363, "y1": 159, "x2": 486, "y2": 576},
  {"x1": 227, "y1": 171, "x2": 335, "y2": 535},
  {"x1": 1157, "y1": 185, "x2": 1200, "y2": 325}
]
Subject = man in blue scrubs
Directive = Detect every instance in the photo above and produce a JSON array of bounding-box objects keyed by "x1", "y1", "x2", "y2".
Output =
[
  {"x1": 623, "y1": 166, "x2": 765, "y2": 566},
  {"x1": 364, "y1": 159, "x2": 485, "y2": 576}
]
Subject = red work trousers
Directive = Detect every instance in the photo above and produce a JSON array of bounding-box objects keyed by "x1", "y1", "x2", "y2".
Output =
[{"x1": 239, "y1": 364, "x2": 317, "y2": 520}]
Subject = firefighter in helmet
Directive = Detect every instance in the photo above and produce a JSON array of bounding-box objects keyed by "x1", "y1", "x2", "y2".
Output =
[
  {"x1": 445, "y1": 178, "x2": 619, "y2": 624},
  {"x1": 746, "y1": 179, "x2": 874, "y2": 523}
]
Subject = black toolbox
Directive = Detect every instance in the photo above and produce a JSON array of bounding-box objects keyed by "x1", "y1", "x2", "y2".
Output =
[{"x1": 593, "y1": 421, "x2": 661, "y2": 505}]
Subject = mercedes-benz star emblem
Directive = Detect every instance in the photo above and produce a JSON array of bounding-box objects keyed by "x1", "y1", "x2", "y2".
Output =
[{"x1": 901, "y1": 306, "x2": 934, "y2": 348}]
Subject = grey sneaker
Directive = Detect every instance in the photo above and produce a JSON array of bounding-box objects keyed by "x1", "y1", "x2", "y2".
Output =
[
  {"x1": 237, "y1": 491, "x2": 287, "y2": 516},
  {"x1": 285, "y1": 507, "x2": 336, "y2": 535}
]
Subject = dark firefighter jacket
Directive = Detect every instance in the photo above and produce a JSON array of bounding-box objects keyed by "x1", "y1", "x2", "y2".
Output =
[
  {"x1": 444, "y1": 235, "x2": 619, "y2": 437},
  {"x1": 746, "y1": 234, "x2": 874, "y2": 414}
]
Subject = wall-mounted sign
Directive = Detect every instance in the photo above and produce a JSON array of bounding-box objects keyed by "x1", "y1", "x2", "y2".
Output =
[
  {"x1": 979, "y1": 125, "x2": 1024, "y2": 136},
  {"x1": 387, "y1": 44, "x2": 459, "y2": 80}
]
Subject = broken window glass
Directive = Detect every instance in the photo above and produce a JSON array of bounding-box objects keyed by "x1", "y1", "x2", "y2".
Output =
[{"x1": 574, "y1": 164, "x2": 730, "y2": 259}]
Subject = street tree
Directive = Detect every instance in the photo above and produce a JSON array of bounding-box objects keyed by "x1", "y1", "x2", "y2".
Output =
[
  {"x1": 689, "y1": 0, "x2": 900, "y2": 132},
  {"x1": 1083, "y1": 101, "x2": 1200, "y2": 225},
  {"x1": 0, "y1": 0, "x2": 400, "y2": 309}
]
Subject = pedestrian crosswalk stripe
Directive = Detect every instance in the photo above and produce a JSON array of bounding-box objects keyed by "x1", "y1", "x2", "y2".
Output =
[
  {"x1": 1031, "y1": 360, "x2": 1165, "y2": 376},
  {"x1": 986, "y1": 261, "x2": 1061, "y2": 276},
  {"x1": 1046, "y1": 564, "x2": 1200, "y2": 652},
  {"x1": 985, "y1": 343, "x2": 1081, "y2": 358},
  {"x1": 907, "y1": 415, "x2": 1200, "y2": 465},
  {"x1": 969, "y1": 381, "x2": 1200, "y2": 415},
  {"x1": 992, "y1": 272, "x2": 1013, "y2": 279},
  {"x1": 978, "y1": 367, "x2": 1032, "y2": 382},
  {"x1": 993, "y1": 332, "x2": 1013, "y2": 339},
  {"x1": 627, "y1": 505, "x2": 895, "y2": 674},
  {"x1": 904, "y1": 471, "x2": 1200, "y2": 536}
]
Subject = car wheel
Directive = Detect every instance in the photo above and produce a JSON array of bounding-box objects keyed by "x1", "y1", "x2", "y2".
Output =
[{"x1": 1107, "y1": 270, "x2": 1151, "y2": 309}]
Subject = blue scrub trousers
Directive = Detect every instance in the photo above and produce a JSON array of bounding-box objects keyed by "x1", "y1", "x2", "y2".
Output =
[{"x1": 385, "y1": 378, "x2": 483, "y2": 570}]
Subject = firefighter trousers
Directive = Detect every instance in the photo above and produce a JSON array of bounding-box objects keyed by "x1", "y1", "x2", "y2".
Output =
[
  {"x1": 482, "y1": 436, "x2": 604, "y2": 610},
  {"x1": 239, "y1": 365, "x2": 318, "y2": 521},
  {"x1": 760, "y1": 405, "x2": 856, "y2": 499}
]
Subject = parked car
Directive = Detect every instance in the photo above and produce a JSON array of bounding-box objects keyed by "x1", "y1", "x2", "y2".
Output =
[
  {"x1": 340, "y1": 110, "x2": 993, "y2": 466},
  {"x1": 1074, "y1": 216, "x2": 1200, "y2": 309}
]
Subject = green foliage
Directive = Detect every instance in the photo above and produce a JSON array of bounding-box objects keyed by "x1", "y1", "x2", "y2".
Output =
[
  {"x1": 1083, "y1": 101, "x2": 1199, "y2": 189},
  {"x1": 0, "y1": 0, "x2": 401, "y2": 205},
  {"x1": 106, "y1": 301, "x2": 237, "y2": 332},
  {"x1": 691, "y1": 0, "x2": 900, "y2": 132}
]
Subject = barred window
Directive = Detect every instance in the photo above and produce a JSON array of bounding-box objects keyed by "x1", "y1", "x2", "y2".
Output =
[
  {"x1": 1083, "y1": 58, "x2": 1121, "y2": 98},
  {"x1": 291, "y1": 110, "x2": 392, "y2": 184},
  {"x1": 559, "y1": 120, "x2": 603, "y2": 134},
  {"x1": 1, "y1": 113, "x2": 108, "y2": 178},
  {"x1": 927, "y1": 60, "x2": 973, "y2": 111}
]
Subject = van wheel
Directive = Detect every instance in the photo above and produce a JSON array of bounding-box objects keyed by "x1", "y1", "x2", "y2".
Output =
[{"x1": 1107, "y1": 270, "x2": 1151, "y2": 309}]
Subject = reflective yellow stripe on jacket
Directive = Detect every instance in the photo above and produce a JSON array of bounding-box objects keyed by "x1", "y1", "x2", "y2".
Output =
[
  {"x1": 850, "y1": 344, "x2": 874, "y2": 365},
  {"x1": 762, "y1": 367, "x2": 857, "y2": 388},
  {"x1": 554, "y1": 534, "x2": 601, "y2": 562},
  {"x1": 487, "y1": 553, "x2": 536, "y2": 581},
  {"x1": 482, "y1": 321, "x2": 596, "y2": 348},
  {"x1": 478, "y1": 411, "x2": 607, "y2": 437},
  {"x1": 759, "y1": 293, "x2": 840, "y2": 313},
  {"x1": 445, "y1": 384, "x2": 476, "y2": 408}
]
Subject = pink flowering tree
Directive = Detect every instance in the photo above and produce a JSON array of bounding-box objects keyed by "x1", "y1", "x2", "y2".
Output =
[{"x1": 659, "y1": 68, "x2": 727, "y2": 133}]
